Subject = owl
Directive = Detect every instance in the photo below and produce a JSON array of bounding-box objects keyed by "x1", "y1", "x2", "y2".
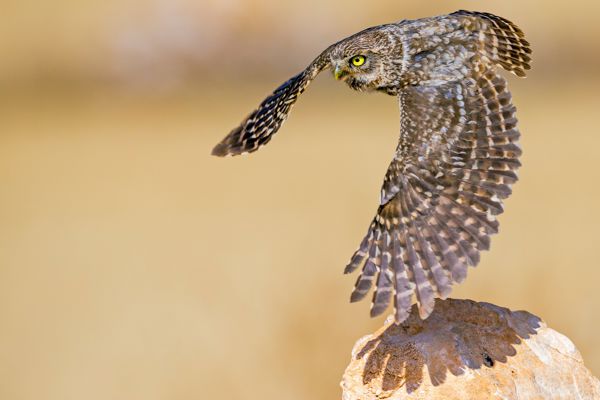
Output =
[{"x1": 212, "y1": 10, "x2": 531, "y2": 324}]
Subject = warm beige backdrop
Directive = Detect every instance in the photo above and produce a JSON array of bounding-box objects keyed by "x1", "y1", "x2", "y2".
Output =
[{"x1": 1, "y1": 1, "x2": 599, "y2": 399}]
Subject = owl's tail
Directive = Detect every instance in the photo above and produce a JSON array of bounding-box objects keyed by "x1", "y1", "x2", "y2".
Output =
[{"x1": 212, "y1": 53, "x2": 330, "y2": 157}]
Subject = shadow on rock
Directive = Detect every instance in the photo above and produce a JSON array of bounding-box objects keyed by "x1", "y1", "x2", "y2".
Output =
[{"x1": 357, "y1": 298, "x2": 541, "y2": 394}]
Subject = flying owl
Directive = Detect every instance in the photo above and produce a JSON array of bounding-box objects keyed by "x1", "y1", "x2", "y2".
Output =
[{"x1": 212, "y1": 10, "x2": 531, "y2": 324}]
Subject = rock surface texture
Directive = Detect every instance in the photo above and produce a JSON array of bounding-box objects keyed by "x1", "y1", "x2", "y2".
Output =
[{"x1": 341, "y1": 299, "x2": 600, "y2": 399}]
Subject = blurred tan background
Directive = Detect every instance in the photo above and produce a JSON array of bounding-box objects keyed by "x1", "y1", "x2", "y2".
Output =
[{"x1": 1, "y1": 1, "x2": 599, "y2": 399}]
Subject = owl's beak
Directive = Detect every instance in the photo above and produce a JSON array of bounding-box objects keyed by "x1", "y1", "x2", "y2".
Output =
[{"x1": 334, "y1": 66, "x2": 347, "y2": 81}]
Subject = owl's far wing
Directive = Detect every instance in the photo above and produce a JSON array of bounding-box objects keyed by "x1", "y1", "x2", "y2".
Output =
[
  {"x1": 345, "y1": 69, "x2": 522, "y2": 324},
  {"x1": 450, "y1": 10, "x2": 532, "y2": 77},
  {"x1": 212, "y1": 51, "x2": 330, "y2": 157}
]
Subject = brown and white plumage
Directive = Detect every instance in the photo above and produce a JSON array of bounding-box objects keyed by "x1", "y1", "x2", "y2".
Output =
[{"x1": 212, "y1": 10, "x2": 531, "y2": 323}]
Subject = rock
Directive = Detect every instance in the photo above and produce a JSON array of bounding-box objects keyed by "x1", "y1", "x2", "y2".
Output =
[{"x1": 341, "y1": 299, "x2": 600, "y2": 399}]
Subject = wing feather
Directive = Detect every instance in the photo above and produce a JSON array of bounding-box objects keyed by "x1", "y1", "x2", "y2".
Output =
[{"x1": 212, "y1": 51, "x2": 330, "y2": 157}]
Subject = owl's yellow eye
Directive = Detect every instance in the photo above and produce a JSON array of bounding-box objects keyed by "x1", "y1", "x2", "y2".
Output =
[{"x1": 351, "y1": 55, "x2": 366, "y2": 67}]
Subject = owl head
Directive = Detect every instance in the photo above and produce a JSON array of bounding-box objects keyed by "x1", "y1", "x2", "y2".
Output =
[{"x1": 329, "y1": 26, "x2": 401, "y2": 92}]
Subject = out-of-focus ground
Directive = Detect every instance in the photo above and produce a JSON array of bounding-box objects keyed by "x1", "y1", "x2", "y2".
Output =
[{"x1": 1, "y1": 1, "x2": 599, "y2": 399}]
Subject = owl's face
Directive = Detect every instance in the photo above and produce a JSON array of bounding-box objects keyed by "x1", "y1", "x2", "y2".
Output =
[
  {"x1": 330, "y1": 51, "x2": 388, "y2": 91},
  {"x1": 329, "y1": 28, "x2": 400, "y2": 93}
]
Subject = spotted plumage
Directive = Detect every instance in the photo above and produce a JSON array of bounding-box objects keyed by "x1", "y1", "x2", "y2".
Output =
[{"x1": 212, "y1": 10, "x2": 531, "y2": 323}]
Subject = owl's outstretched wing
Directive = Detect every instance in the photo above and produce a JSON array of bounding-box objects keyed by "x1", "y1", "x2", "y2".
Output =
[
  {"x1": 212, "y1": 52, "x2": 330, "y2": 157},
  {"x1": 346, "y1": 12, "x2": 530, "y2": 324}
]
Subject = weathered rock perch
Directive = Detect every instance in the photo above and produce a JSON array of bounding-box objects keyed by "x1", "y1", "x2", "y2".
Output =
[{"x1": 341, "y1": 299, "x2": 600, "y2": 399}]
